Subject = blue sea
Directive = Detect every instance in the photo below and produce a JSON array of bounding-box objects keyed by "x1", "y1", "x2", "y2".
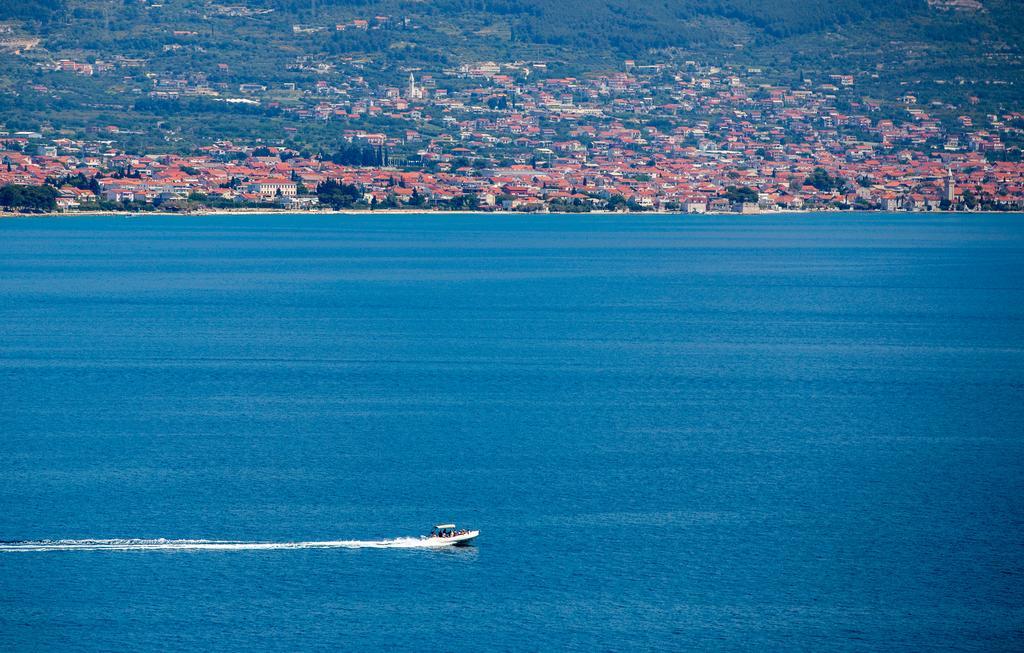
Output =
[{"x1": 1, "y1": 213, "x2": 1022, "y2": 651}]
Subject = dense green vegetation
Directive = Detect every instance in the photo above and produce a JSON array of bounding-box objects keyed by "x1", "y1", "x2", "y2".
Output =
[
  {"x1": 326, "y1": 145, "x2": 391, "y2": 167},
  {"x1": 316, "y1": 179, "x2": 363, "y2": 209},
  {"x1": 14, "y1": 0, "x2": 1022, "y2": 75},
  {"x1": 258, "y1": 0, "x2": 926, "y2": 49},
  {"x1": 0, "y1": 0, "x2": 64, "y2": 24},
  {"x1": 0, "y1": 184, "x2": 59, "y2": 211},
  {"x1": 804, "y1": 168, "x2": 849, "y2": 193},
  {"x1": 724, "y1": 186, "x2": 759, "y2": 203}
]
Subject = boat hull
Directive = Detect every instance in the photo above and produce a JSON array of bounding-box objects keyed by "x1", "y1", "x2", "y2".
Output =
[
  {"x1": 432, "y1": 530, "x2": 479, "y2": 546},
  {"x1": 452, "y1": 531, "x2": 479, "y2": 546}
]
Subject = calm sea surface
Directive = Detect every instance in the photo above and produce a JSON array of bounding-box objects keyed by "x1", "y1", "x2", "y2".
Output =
[{"x1": 1, "y1": 213, "x2": 1022, "y2": 650}]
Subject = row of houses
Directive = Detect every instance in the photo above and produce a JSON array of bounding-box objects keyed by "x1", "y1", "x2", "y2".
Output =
[{"x1": 6, "y1": 142, "x2": 1020, "y2": 213}]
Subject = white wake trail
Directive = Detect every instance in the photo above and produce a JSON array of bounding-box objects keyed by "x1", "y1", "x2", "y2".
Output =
[{"x1": 0, "y1": 537, "x2": 455, "y2": 552}]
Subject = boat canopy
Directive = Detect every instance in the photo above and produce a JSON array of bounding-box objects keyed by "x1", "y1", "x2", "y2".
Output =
[{"x1": 434, "y1": 523, "x2": 456, "y2": 529}]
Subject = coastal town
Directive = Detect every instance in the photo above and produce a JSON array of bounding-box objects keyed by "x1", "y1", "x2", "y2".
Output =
[
  {"x1": 3, "y1": 55, "x2": 1023, "y2": 213},
  {"x1": 3, "y1": 2, "x2": 1024, "y2": 651}
]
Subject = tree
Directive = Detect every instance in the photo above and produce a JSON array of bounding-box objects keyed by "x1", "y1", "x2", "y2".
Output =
[
  {"x1": 962, "y1": 188, "x2": 977, "y2": 209},
  {"x1": 804, "y1": 167, "x2": 847, "y2": 193},
  {"x1": 0, "y1": 184, "x2": 60, "y2": 212},
  {"x1": 316, "y1": 179, "x2": 362, "y2": 209},
  {"x1": 328, "y1": 144, "x2": 386, "y2": 167},
  {"x1": 724, "y1": 186, "x2": 758, "y2": 203},
  {"x1": 446, "y1": 193, "x2": 479, "y2": 210},
  {"x1": 606, "y1": 194, "x2": 628, "y2": 211},
  {"x1": 486, "y1": 95, "x2": 509, "y2": 110}
]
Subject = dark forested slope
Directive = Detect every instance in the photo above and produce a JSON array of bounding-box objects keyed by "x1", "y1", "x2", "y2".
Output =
[{"x1": 11, "y1": 0, "x2": 1021, "y2": 69}]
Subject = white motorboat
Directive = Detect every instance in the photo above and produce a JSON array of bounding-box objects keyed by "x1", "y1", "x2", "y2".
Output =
[{"x1": 427, "y1": 523, "x2": 479, "y2": 546}]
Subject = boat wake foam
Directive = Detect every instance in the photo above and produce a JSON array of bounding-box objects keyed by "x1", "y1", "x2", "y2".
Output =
[{"x1": 0, "y1": 537, "x2": 453, "y2": 552}]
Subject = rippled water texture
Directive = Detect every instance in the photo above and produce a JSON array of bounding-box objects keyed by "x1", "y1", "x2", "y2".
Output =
[{"x1": 1, "y1": 213, "x2": 1022, "y2": 650}]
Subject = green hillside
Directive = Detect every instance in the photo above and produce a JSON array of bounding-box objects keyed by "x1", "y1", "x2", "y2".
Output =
[
  {"x1": 1, "y1": 0, "x2": 1020, "y2": 152},
  {"x1": 10, "y1": 0, "x2": 1020, "y2": 65}
]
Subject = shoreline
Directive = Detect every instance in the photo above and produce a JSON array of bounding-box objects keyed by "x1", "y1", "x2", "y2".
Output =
[{"x1": 4, "y1": 208, "x2": 1023, "y2": 219}]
